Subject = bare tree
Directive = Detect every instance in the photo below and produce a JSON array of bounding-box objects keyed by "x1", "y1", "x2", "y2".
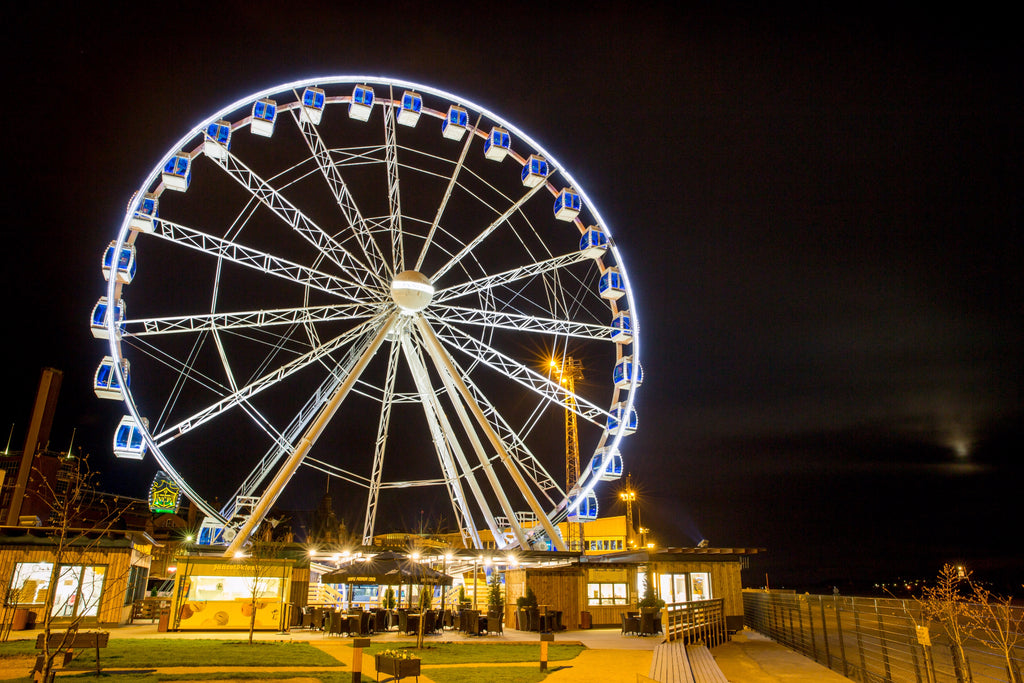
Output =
[
  {"x1": 967, "y1": 581, "x2": 1024, "y2": 683},
  {"x1": 920, "y1": 564, "x2": 976, "y2": 683},
  {"x1": 25, "y1": 455, "x2": 130, "y2": 682},
  {"x1": 234, "y1": 538, "x2": 281, "y2": 645}
]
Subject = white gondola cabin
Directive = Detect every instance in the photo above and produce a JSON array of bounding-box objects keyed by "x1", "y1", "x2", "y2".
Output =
[
  {"x1": 579, "y1": 226, "x2": 608, "y2": 258},
  {"x1": 203, "y1": 120, "x2": 232, "y2": 160},
  {"x1": 90, "y1": 297, "x2": 125, "y2": 339},
  {"x1": 102, "y1": 241, "x2": 136, "y2": 284},
  {"x1": 553, "y1": 188, "x2": 582, "y2": 221},
  {"x1": 521, "y1": 155, "x2": 549, "y2": 187},
  {"x1": 349, "y1": 85, "x2": 374, "y2": 121},
  {"x1": 599, "y1": 267, "x2": 625, "y2": 300},
  {"x1": 300, "y1": 87, "x2": 326, "y2": 125},
  {"x1": 398, "y1": 90, "x2": 422, "y2": 126},
  {"x1": 162, "y1": 154, "x2": 191, "y2": 192},
  {"x1": 251, "y1": 98, "x2": 277, "y2": 137},
  {"x1": 613, "y1": 356, "x2": 643, "y2": 390},
  {"x1": 442, "y1": 105, "x2": 469, "y2": 141},
  {"x1": 568, "y1": 492, "x2": 599, "y2": 522},
  {"x1": 611, "y1": 311, "x2": 633, "y2": 344},
  {"x1": 483, "y1": 126, "x2": 511, "y2": 161},
  {"x1": 591, "y1": 447, "x2": 623, "y2": 481},
  {"x1": 113, "y1": 416, "x2": 148, "y2": 460},
  {"x1": 130, "y1": 193, "x2": 158, "y2": 233},
  {"x1": 607, "y1": 402, "x2": 638, "y2": 436},
  {"x1": 93, "y1": 356, "x2": 130, "y2": 400}
]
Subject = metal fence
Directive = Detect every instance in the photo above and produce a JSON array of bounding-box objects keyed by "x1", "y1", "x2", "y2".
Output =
[{"x1": 743, "y1": 590, "x2": 1023, "y2": 683}]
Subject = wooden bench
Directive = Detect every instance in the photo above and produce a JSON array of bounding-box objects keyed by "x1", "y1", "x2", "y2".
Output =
[
  {"x1": 685, "y1": 643, "x2": 728, "y2": 683},
  {"x1": 648, "y1": 640, "x2": 695, "y2": 683},
  {"x1": 34, "y1": 630, "x2": 110, "y2": 676}
]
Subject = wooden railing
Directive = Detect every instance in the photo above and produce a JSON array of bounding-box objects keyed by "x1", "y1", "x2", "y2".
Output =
[
  {"x1": 307, "y1": 583, "x2": 346, "y2": 607},
  {"x1": 662, "y1": 598, "x2": 726, "y2": 647}
]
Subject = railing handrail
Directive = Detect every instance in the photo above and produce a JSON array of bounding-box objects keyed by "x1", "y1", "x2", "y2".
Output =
[{"x1": 662, "y1": 598, "x2": 727, "y2": 646}]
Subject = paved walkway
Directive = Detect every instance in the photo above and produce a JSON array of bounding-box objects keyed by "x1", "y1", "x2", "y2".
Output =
[{"x1": 2, "y1": 623, "x2": 850, "y2": 682}]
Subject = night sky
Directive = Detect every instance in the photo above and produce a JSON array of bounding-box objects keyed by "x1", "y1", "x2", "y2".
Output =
[{"x1": 4, "y1": 4, "x2": 1021, "y2": 591}]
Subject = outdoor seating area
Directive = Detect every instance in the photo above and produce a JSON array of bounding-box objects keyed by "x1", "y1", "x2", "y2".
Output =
[
  {"x1": 621, "y1": 610, "x2": 662, "y2": 636},
  {"x1": 299, "y1": 605, "x2": 506, "y2": 637}
]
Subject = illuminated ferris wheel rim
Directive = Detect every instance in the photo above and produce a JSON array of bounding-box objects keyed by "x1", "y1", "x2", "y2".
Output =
[{"x1": 102, "y1": 74, "x2": 641, "y2": 547}]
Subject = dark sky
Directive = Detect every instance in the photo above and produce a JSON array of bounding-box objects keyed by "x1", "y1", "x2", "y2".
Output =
[{"x1": 4, "y1": 4, "x2": 1021, "y2": 590}]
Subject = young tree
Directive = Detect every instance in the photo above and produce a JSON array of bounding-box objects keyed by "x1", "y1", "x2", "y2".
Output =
[
  {"x1": 27, "y1": 455, "x2": 131, "y2": 682},
  {"x1": 234, "y1": 538, "x2": 282, "y2": 645},
  {"x1": 920, "y1": 564, "x2": 976, "y2": 683},
  {"x1": 967, "y1": 581, "x2": 1024, "y2": 683}
]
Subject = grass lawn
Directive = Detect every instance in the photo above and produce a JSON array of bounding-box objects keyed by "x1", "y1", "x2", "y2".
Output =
[
  {"x1": 0, "y1": 638, "x2": 338, "y2": 669},
  {"x1": 366, "y1": 641, "x2": 585, "y2": 664}
]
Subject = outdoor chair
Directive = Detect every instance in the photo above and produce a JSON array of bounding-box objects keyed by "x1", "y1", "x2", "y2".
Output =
[
  {"x1": 621, "y1": 612, "x2": 640, "y2": 635},
  {"x1": 486, "y1": 614, "x2": 503, "y2": 635},
  {"x1": 373, "y1": 609, "x2": 387, "y2": 633},
  {"x1": 328, "y1": 611, "x2": 343, "y2": 637}
]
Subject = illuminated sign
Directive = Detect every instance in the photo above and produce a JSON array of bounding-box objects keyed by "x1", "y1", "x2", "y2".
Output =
[{"x1": 149, "y1": 470, "x2": 181, "y2": 514}]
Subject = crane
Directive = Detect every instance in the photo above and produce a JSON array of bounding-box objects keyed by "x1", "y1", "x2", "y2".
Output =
[{"x1": 551, "y1": 356, "x2": 585, "y2": 552}]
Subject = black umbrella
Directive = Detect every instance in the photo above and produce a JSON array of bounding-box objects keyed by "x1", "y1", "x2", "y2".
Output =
[{"x1": 321, "y1": 551, "x2": 453, "y2": 586}]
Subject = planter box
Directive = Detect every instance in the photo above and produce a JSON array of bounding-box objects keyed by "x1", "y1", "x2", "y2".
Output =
[{"x1": 375, "y1": 654, "x2": 421, "y2": 681}]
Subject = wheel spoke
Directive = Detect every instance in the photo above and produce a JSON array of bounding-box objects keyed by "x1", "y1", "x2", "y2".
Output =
[
  {"x1": 414, "y1": 113, "x2": 481, "y2": 272},
  {"x1": 429, "y1": 316, "x2": 615, "y2": 427},
  {"x1": 211, "y1": 147, "x2": 385, "y2": 292},
  {"x1": 433, "y1": 250, "x2": 592, "y2": 304},
  {"x1": 123, "y1": 303, "x2": 380, "y2": 337},
  {"x1": 291, "y1": 110, "x2": 391, "y2": 281},
  {"x1": 224, "y1": 311, "x2": 398, "y2": 557},
  {"x1": 383, "y1": 91, "x2": 405, "y2": 273},
  {"x1": 152, "y1": 314, "x2": 387, "y2": 446},
  {"x1": 432, "y1": 305, "x2": 613, "y2": 341},
  {"x1": 400, "y1": 333, "x2": 482, "y2": 549},
  {"x1": 430, "y1": 180, "x2": 550, "y2": 284},
  {"x1": 362, "y1": 336, "x2": 401, "y2": 544},
  {"x1": 151, "y1": 217, "x2": 370, "y2": 303},
  {"x1": 415, "y1": 316, "x2": 567, "y2": 551}
]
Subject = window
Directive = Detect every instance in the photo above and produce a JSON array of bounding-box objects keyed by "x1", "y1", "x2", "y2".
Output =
[
  {"x1": 10, "y1": 563, "x2": 108, "y2": 618},
  {"x1": 124, "y1": 565, "x2": 148, "y2": 606},
  {"x1": 657, "y1": 572, "x2": 712, "y2": 603},
  {"x1": 587, "y1": 582, "x2": 627, "y2": 606},
  {"x1": 9, "y1": 562, "x2": 52, "y2": 604}
]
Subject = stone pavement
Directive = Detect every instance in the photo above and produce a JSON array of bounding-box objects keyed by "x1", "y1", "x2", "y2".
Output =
[{"x1": 2, "y1": 623, "x2": 850, "y2": 682}]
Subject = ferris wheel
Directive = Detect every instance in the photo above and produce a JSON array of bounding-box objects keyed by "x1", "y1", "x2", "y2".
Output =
[{"x1": 92, "y1": 76, "x2": 642, "y2": 555}]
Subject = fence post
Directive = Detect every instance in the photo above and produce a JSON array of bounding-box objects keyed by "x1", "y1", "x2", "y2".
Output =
[
  {"x1": 820, "y1": 596, "x2": 832, "y2": 671},
  {"x1": 853, "y1": 602, "x2": 868, "y2": 679},
  {"x1": 874, "y1": 599, "x2": 892, "y2": 682},
  {"x1": 797, "y1": 597, "x2": 805, "y2": 655},
  {"x1": 808, "y1": 597, "x2": 819, "y2": 662},
  {"x1": 834, "y1": 596, "x2": 850, "y2": 678}
]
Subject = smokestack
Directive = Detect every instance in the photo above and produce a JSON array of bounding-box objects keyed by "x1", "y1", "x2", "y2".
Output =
[{"x1": 5, "y1": 367, "x2": 63, "y2": 525}]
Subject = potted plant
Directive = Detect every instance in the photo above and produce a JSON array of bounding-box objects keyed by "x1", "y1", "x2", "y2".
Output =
[
  {"x1": 487, "y1": 573, "x2": 503, "y2": 615},
  {"x1": 375, "y1": 648, "x2": 421, "y2": 681},
  {"x1": 383, "y1": 586, "x2": 396, "y2": 610},
  {"x1": 516, "y1": 586, "x2": 538, "y2": 631},
  {"x1": 638, "y1": 585, "x2": 665, "y2": 635}
]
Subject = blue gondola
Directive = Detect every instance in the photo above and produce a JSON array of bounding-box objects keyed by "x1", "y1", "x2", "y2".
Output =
[
  {"x1": 300, "y1": 87, "x2": 326, "y2": 125},
  {"x1": 442, "y1": 105, "x2": 469, "y2": 140},
  {"x1": 113, "y1": 415, "x2": 148, "y2": 460},
  {"x1": 613, "y1": 356, "x2": 643, "y2": 390},
  {"x1": 349, "y1": 85, "x2": 374, "y2": 121},
  {"x1": 599, "y1": 267, "x2": 625, "y2": 300},
  {"x1": 579, "y1": 226, "x2": 608, "y2": 258},
  {"x1": 162, "y1": 154, "x2": 191, "y2": 192},
  {"x1": 611, "y1": 311, "x2": 633, "y2": 344},
  {"x1": 93, "y1": 356, "x2": 130, "y2": 400},
  {"x1": 129, "y1": 193, "x2": 158, "y2": 233},
  {"x1": 554, "y1": 188, "x2": 582, "y2": 221},
  {"x1": 607, "y1": 402, "x2": 638, "y2": 436},
  {"x1": 397, "y1": 90, "x2": 422, "y2": 126},
  {"x1": 90, "y1": 297, "x2": 125, "y2": 339},
  {"x1": 484, "y1": 126, "x2": 511, "y2": 161},
  {"x1": 251, "y1": 98, "x2": 277, "y2": 137},
  {"x1": 203, "y1": 120, "x2": 232, "y2": 160},
  {"x1": 591, "y1": 447, "x2": 623, "y2": 481},
  {"x1": 102, "y1": 241, "x2": 136, "y2": 284},
  {"x1": 521, "y1": 155, "x2": 548, "y2": 187},
  {"x1": 567, "y1": 492, "x2": 598, "y2": 522}
]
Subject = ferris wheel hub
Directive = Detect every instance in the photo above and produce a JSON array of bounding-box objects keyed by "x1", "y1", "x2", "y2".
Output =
[{"x1": 390, "y1": 270, "x2": 435, "y2": 312}]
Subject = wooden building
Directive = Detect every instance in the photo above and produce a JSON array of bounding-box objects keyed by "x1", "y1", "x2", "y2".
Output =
[{"x1": 0, "y1": 529, "x2": 154, "y2": 627}]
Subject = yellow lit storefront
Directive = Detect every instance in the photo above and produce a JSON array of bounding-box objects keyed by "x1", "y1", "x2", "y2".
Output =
[{"x1": 171, "y1": 556, "x2": 294, "y2": 631}]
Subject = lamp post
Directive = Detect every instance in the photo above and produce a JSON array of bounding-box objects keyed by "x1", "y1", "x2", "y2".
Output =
[{"x1": 619, "y1": 481, "x2": 636, "y2": 548}]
